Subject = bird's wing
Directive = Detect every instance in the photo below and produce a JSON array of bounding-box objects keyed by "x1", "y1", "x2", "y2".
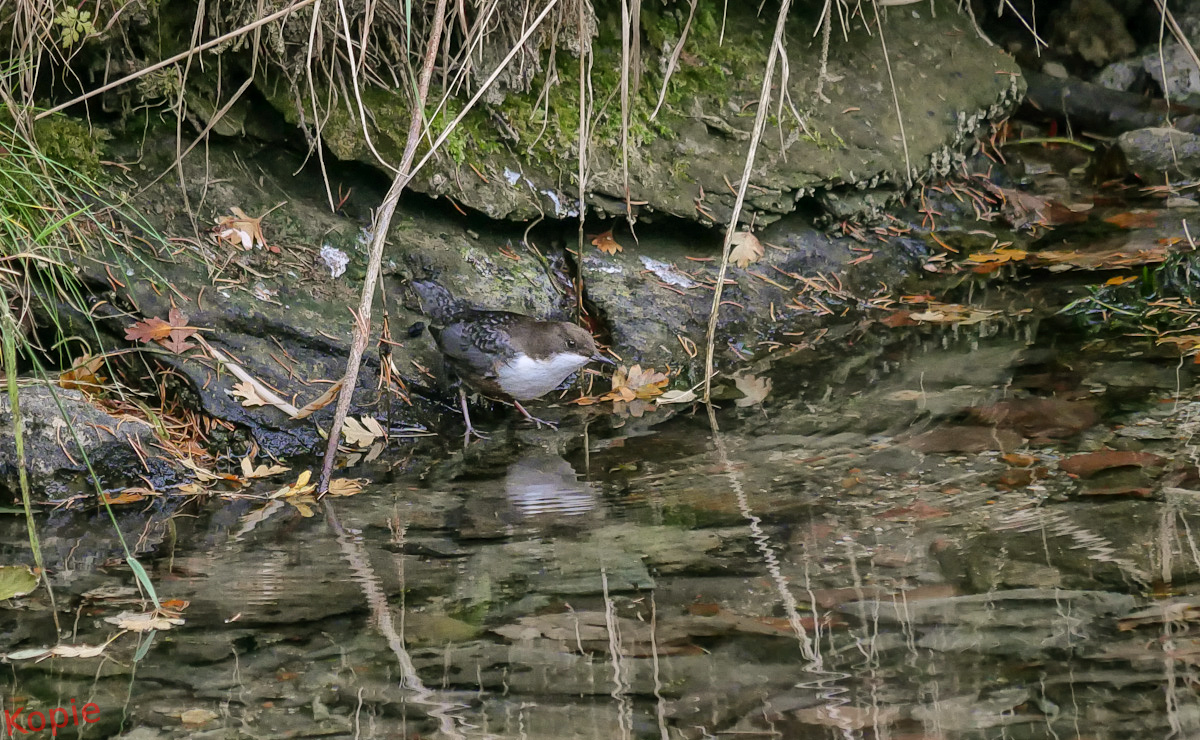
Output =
[{"x1": 432, "y1": 313, "x2": 517, "y2": 378}]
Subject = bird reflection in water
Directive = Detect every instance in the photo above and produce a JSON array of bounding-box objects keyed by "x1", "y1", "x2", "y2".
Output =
[{"x1": 504, "y1": 451, "x2": 598, "y2": 519}]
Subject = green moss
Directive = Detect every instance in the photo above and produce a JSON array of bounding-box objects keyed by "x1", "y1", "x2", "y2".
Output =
[{"x1": 31, "y1": 115, "x2": 107, "y2": 177}]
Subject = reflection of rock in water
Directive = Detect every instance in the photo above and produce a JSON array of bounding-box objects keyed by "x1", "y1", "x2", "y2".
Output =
[{"x1": 505, "y1": 452, "x2": 596, "y2": 518}]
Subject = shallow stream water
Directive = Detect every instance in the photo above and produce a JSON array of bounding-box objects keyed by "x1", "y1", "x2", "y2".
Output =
[{"x1": 6, "y1": 312, "x2": 1200, "y2": 739}]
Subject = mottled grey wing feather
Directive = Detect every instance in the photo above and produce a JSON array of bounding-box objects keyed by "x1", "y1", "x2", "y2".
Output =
[{"x1": 430, "y1": 311, "x2": 519, "y2": 378}]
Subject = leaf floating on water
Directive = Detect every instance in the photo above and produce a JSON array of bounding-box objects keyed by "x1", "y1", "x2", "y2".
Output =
[
  {"x1": 966, "y1": 248, "x2": 1027, "y2": 264},
  {"x1": 591, "y1": 230, "x2": 623, "y2": 255},
  {"x1": 733, "y1": 373, "x2": 771, "y2": 407},
  {"x1": 656, "y1": 388, "x2": 698, "y2": 405},
  {"x1": 342, "y1": 416, "x2": 385, "y2": 447},
  {"x1": 271, "y1": 470, "x2": 316, "y2": 499},
  {"x1": 326, "y1": 478, "x2": 366, "y2": 497},
  {"x1": 99, "y1": 488, "x2": 154, "y2": 505},
  {"x1": 105, "y1": 610, "x2": 185, "y2": 632},
  {"x1": 729, "y1": 230, "x2": 764, "y2": 268},
  {"x1": 0, "y1": 565, "x2": 38, "y2": 600}
]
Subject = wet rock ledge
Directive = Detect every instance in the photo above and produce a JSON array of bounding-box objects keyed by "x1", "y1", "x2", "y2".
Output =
[{"x1": 21, "y1": 0, "x2": 1021, "y2": 471}]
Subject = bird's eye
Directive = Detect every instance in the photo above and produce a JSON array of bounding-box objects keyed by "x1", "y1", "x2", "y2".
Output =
[{"x1": 566, "y1": 338, "x2": 577, "y2": 348}]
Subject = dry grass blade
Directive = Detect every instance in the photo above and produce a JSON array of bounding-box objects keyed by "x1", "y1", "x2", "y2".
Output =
[
  {"x1": 703, "y1": 0, "x2": 794, "y2": 402},
  {"x1": 650, "y1": 0, "x2": 698, "y2": 120}
]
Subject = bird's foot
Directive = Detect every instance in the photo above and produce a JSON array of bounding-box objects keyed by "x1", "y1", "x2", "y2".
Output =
[
  {"x1": 513, "y1": 400, "x2": 558, "y2": 430},
  {"x1": 459, "y1": 388, "x2": 489, "y2": 445}
]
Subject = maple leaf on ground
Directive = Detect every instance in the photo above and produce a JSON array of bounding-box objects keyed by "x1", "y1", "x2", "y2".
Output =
[
  {"x1": 591, "y1": 230, "x2": 623, "y2": 255},
  {"x1": 125, "y1": 317, "x2": 173, "y2": 343},
  {"x1": 231, "y1": 381, "x2": 270, "y2": 407},
  {"x1": 734, "y1": 373, "x2": 772, "y2": 407},
  {"x1": 214, "y1": 206, "x2": 267, "y2": 250},
  {"x1": 125, "y1": 309, "x2": 199, "y2": 354},
  {"x1": 729, "y1": 231, "x2": 764, "y2": 268},
  {"x1": 342, "y1": 416, "x2": 385, "y2": 447},
  {"x1": 59, "y1": 354, "x2": 107, "y2": 391}
]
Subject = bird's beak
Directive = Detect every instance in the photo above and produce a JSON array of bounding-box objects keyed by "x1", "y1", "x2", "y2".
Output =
[{"x1": 591, "y1": 353, "x2": 616, "y2": 365}]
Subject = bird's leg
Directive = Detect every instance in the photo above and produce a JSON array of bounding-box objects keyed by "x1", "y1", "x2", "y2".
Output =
[
  {"x1": 512, "y1": 400, "x2": 558, "y2": 430},
  {"x1": 459, "y1": 387, "x2": 487, "y2": 444}
]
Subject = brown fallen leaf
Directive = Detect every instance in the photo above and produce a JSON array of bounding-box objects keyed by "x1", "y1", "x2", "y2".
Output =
[
  {"x1": 59, "y1": 353, "x2": 107, "y2": 391},
  {"x1": 125, "y1": 317, "x2": 173, "y2": 343},
  {"x1": 729, "y1": 230, "x2": 763, "y2": 268},
  {"x1": 591, "y1": 230, "x2": 623, "y2": 255},
  {"x1": 1059, "y1": 450, "x2": 1166, "y2": 478},
  {"x1": 214, "y1": 206, "x2": 268, "y2": 251},
  {"x1": 125, "y1": 309, "x2": 199, "y2": 354},
  {"x1": 292, "y1": 380, "x2": 344, "y2": 420}
]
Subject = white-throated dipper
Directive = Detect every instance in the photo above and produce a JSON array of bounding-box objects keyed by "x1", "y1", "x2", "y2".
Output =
[{"x1": 412, "y1": 279, "x2": 613, "y2": 438}]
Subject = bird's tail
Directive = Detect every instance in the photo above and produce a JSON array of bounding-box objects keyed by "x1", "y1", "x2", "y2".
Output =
[{"x1": 410, "y1": 279, "x2": 469, "y2": 325}]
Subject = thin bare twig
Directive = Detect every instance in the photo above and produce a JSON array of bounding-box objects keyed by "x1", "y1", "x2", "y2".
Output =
[
  {"x1": 318, "y1": 0, "x2": 562, "y2": 492},
  {"x1": 317, "y1": 0, "x2": 448, "y2": 492},
  {"x1": 703, "y1": 0, "x2": 793, "y2": 403}
]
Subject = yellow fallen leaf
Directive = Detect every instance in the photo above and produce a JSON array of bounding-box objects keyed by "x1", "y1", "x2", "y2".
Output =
[
  {"x1": 271, "y1": 470, "x2": 316, "y2": 499},
  {"x1": 967, "y1": 248, "x2": 1027, "y2": 263},
  {"x1": 1104, "y1": 275, "x2": 1138, "y2": 286},
  {"x1": 327, "y1": 478, "x2": 366, "y2": 497}
]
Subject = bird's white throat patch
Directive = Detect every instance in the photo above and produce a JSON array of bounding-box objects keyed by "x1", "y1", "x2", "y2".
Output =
[{"x1": 496, "y1": 352, "x2": 590, "y2": 400}]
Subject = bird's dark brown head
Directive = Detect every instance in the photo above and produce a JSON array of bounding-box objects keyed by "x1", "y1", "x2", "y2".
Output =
[{"x1": 515, "y1": 321, "x2": 601, "y2": 362}]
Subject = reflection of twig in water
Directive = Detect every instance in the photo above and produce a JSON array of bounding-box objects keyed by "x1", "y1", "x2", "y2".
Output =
[
  {"x1": 322, "y1": 500, "x2": 467, "y2": 740},
  {"x1": 602, "y1": 569, "x2": 634, "y2": 740},
  {"x1": 706, "y1": 404, "x2": 817, "y2": 664}
]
